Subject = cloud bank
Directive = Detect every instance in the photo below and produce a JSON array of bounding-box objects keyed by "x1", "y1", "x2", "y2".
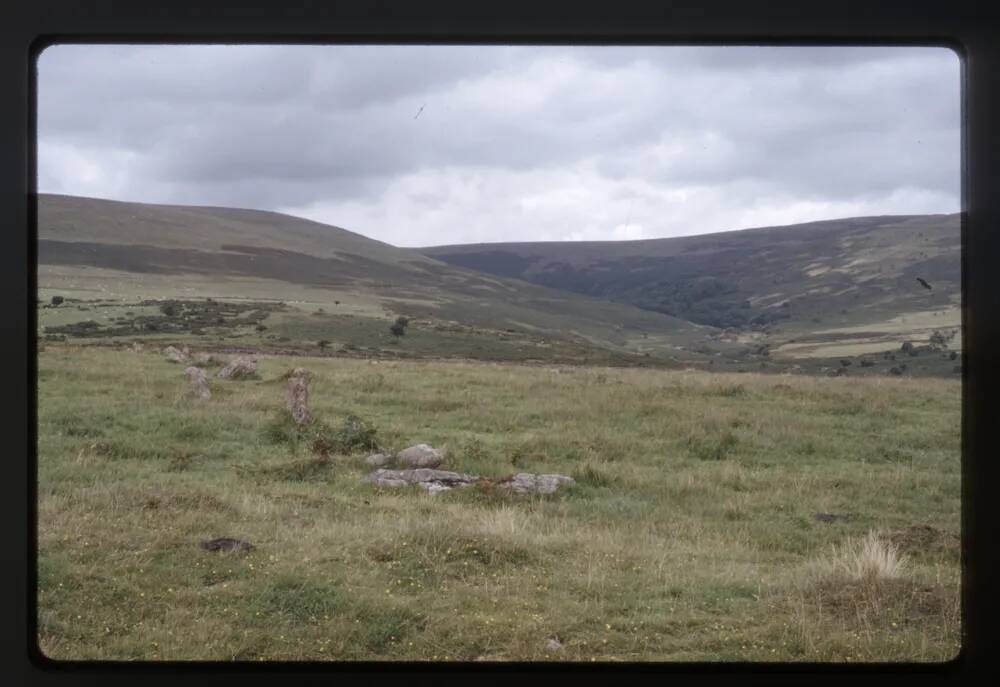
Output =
[{"x1": 38, "y1": 44, "x2": 960, "y2": 246}]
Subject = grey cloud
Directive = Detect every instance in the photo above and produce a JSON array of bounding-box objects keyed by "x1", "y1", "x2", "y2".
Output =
[{"x1": 38, "y1": 44, "x2": 959, "y2": 243}]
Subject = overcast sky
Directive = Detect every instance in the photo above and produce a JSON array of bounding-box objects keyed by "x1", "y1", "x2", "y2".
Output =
[{"x1": 38, "y1": 44, "x2": 959, "y2": 247}]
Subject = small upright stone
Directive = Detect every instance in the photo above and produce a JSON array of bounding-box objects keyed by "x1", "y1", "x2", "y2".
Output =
[
  {"x1": 285, "y1": 368, "x2": 312, "y2": 425},
  {"x1": 184, "y1": 366, "x2": 211, "y2": 399}
]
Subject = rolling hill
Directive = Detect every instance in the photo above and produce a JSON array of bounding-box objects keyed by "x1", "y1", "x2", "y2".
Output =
[
  {"x1": 36, "y1": 194, "x2": 710, "y2": 364},
  {"x1": 36, "y1": 194, "x2": 962, "y2": 375},
  {"x1": 422, "y1": 214, "x2": 962, "y2": 367}
]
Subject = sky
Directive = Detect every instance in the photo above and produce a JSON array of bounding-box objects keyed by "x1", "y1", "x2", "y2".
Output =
[{"x1": 37, "y1": 44, "x2": 960, "y2": 247}]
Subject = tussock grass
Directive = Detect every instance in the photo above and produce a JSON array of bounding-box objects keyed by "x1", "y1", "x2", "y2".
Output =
[
  {"x1": 36, "y1": 347, "x2": 960, "y2": 662},
  {"x1": 828, "y1": 531, "x2": 908, "y2": 583}
]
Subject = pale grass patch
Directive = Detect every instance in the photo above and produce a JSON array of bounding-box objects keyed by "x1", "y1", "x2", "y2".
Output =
[
  {"x1": 235, "y1": 489, "x2": 274, "y2": 518},
  {"x1": 473, "y1": 505, "x2": 527, "y2": 538},
  {"x1": 813, "y1": 530, "x2": 908, "y2": 583}
]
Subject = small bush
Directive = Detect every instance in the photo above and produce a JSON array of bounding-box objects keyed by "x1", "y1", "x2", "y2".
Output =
[
  {"x1": 261, "y1": 411, "x2": 337, "y2": 454},
  {"x1": 261, "y1": 410, "x2": 378, "y2": 455},
  {"x1": 332, "y1": 414, "x2": 379, "y2": 453},
  {"x1": 50, "y1": 295, "x2": 64, "y2": 306},
  {"x1": 461, "y1": 436, "x2": 490, "y2": 462}
]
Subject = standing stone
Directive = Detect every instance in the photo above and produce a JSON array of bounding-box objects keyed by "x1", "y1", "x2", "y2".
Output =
[
  {"x1": 395, "y1": 443, "x2": 444, "y2": 468},
  {"x1": 184, "y1": 366, "x2": 211, "y2": 399},
  {"x1": 163, "y1": 345, "x2": 189, "y2": 363},
  {"x1": 285, "y1": 368, "x2": 312, "y2": 425},
  {"x1": 217, "y1": 357, "x2": 257, "y2": 379}
]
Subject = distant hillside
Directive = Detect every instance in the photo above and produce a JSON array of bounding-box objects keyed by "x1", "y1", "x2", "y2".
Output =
[
  {"x1": 36, "y1": 194, "x2": 708, "y2": 360},
  {"x1": 36, "y1": 195, "x2": 962, "y2": 375},
  {"x1": 421, "y1": 214, "x2": 961, "y2": 334}
]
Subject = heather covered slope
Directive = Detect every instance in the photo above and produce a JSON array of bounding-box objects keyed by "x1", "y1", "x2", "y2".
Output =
[
  {"x1": 422, "y1": 214, "x2": 961, "y2": 363},
  {"x1": 37, "y1": 194, "x2": 709, "y2": 361}
]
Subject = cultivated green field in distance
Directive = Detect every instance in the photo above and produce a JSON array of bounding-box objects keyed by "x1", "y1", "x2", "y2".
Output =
[{"x1": 37, "y1": 348, "x2": 960, "y2": 662}]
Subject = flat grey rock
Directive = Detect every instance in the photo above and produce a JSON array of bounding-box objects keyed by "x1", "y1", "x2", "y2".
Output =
[
  {"x1": 363, "y1": 467, "x2": 477, "y2": 493},
  {"x1": 365, "y1": 453, "x2": 394, "y2": 467},
  {"x1": 499, "y1": 473, "x2": 576, "y2": 494}
]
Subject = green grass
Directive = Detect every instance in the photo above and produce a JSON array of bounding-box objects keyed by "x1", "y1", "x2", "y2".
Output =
[{"x1": 36, "y1": 346, "x2": 960, "y2": 662}]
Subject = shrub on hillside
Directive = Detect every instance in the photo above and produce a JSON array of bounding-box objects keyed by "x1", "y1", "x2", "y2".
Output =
[{"x1": 331, "y1": 414, "x2": 379, "y2": 453}]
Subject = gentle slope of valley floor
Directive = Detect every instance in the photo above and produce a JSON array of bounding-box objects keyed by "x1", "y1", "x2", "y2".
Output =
[{"x1": 37, "y1": 346, "x2": 960, "y2": 662}]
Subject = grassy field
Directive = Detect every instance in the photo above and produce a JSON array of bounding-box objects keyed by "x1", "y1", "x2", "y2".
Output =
[{"x1": 36, "y1": 346, "x2": 961, "y2": 662}]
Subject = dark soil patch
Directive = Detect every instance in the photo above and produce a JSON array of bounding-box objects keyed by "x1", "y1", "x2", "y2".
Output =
[
  {"x1": 886, "y1": 525, "x2": 960, "y2": 560},
  {"x1": 809, "y1": 577, "x2": 958, "y2": 626},
  {"x1": 200, "y1": 537, "x2": 253, "y2": 553}
]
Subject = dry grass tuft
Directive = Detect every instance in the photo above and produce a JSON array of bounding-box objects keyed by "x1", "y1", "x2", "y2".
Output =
[{"x1": 830, "y1": 530, "x2": 908, "y2": 583}]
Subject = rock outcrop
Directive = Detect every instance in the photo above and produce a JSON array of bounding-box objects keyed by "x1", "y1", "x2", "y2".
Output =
[
  {"x1": 217, "y1": 356, "x2": 257, "y2": 379},
  {"x1": 497, "y1": 473, "x2": 576, "y2": 495},
  {"x1": 365, "y1": 452, "x2": 394, "y2": 468},
  {"x1": 163, "y1": 345, "x2": 189, "y2": 363},
  {"x1": 395, "y1": 443, "x2": 445, "y2": 468},
  {"x1": 362, "y1": 468, "x2": 478, "y2": 493}
]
